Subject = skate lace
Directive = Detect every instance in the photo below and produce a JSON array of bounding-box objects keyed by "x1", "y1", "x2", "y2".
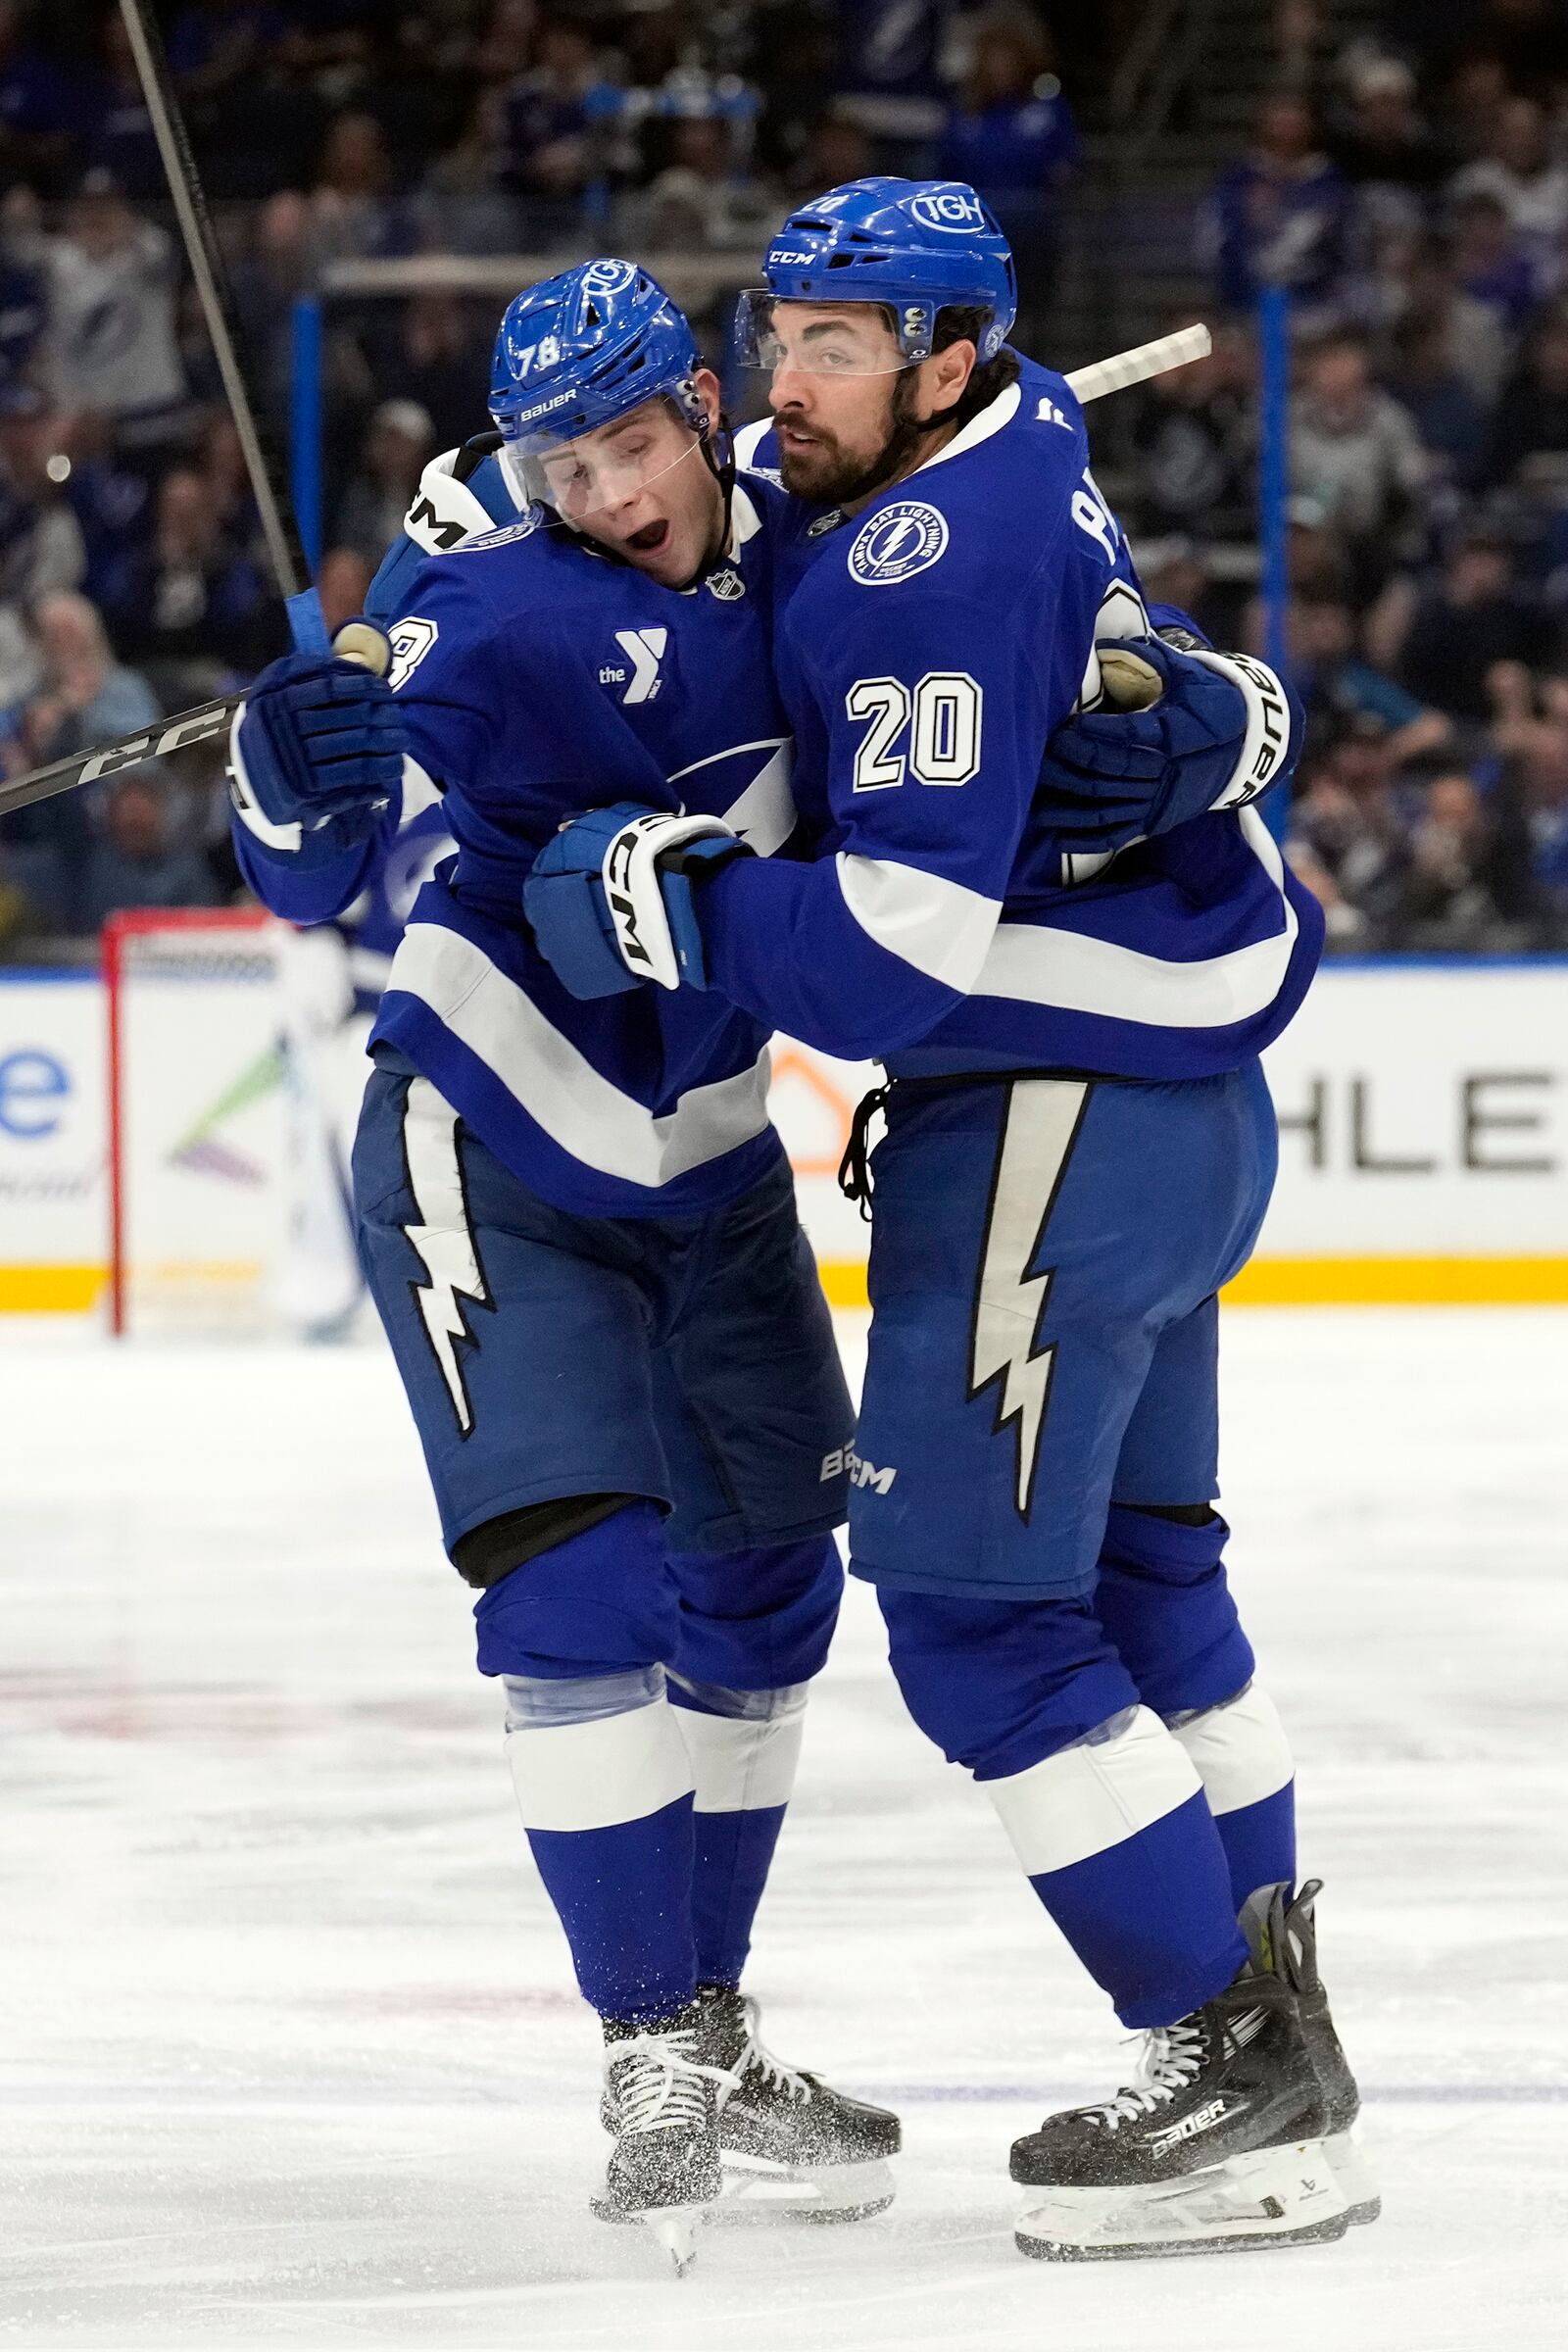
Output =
[
  {"x1": 1083, "y1": 2020, "x2": 1206, "y2": 2132},
  {"x1": 732, "y1": 1995, "x2": 812, "y2": 2104},
  {"x1": 611, "y1": 2029, "x2": 737, "y2": 2137}
]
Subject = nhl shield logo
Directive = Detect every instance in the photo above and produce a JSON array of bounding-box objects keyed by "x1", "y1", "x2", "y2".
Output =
[
  {"x1": 706, "y1": 566, "x2": 745, "y2": 601},
  {"x1": 847, "y1": 500, "x2": 950, "y2": 587}
]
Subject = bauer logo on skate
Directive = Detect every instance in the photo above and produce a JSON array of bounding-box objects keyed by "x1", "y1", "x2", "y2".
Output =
[{"x1": 848, "y1": 503, "x2": 949, "y2": 587}]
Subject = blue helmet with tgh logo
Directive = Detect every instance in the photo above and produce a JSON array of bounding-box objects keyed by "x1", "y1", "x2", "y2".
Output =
[
  {"x1": 489, "y1": 259, "x2": 707, "y2": 454},
  {"x1": 751, "y1": 177, "x2": 1017, "y2": 364}
]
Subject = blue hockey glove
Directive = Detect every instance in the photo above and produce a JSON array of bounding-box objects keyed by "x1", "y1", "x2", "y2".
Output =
[
  {"x1": 524, "y1": 802, "x2": 753, "y2": 999},
  {"x1": 1038, "y1": 635, "x2": 1301, "y2": 856},
  {"x1": 229, "y1": 628, "x2": 405, "y2": 867}
]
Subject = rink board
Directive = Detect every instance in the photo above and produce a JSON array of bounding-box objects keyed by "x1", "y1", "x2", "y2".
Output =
[{"x1": 2, "y1": 958, "x2": 1566, "y2": 1312}]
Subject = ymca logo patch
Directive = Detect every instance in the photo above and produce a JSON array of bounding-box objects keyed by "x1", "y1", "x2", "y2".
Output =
[
  {"x1": 848, "y1": 501, "x2": 949, "y2": 587},
  {"x1": 602, "y1": 626, "x2": 667, "y2": 703}
]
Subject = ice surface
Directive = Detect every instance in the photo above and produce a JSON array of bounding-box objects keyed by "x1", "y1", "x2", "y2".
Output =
[{"x1": 3, "y1": 1309, "x2": 1566, "y2": 2350}]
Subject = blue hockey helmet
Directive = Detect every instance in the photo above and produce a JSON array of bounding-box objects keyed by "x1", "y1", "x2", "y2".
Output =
[
  {"x1": 735, "y1": 177, "x2": 1017, "y2": 373},
  {"x1": 489, "y1": 259, "x2": 710, "y2": 516}
]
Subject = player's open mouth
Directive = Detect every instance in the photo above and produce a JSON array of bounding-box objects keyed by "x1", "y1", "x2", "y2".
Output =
[{"x1": 625, "y1": 520, "x2": 669, "y2": 555}]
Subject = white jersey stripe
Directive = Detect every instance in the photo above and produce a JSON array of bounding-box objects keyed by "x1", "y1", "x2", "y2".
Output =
[
  {"x1": 834, "y1": 852, "x2": 1002, "y2": 990},
  {"x1": 975, "y1": 810, "x2": 1298, "y2": 1030},
  {"x1": 387, "y1": 921, "x2": 773, "y2": 1189}
]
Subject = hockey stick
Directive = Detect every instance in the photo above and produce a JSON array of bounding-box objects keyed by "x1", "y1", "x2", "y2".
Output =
[
  {"x1": 0, "y1": 324, "x2": 1212, "y2": 825},
  {"x1": 116, "y1": 0, "x2": 324, "y2": 648},
  {"x1": 1065, "y1": 322, "x2": 1210, "y2": 406}
]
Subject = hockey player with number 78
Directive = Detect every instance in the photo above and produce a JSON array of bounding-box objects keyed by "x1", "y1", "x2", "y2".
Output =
[{"x1": 527, "y1": 179, "x2": 1380, "y2": 2262}]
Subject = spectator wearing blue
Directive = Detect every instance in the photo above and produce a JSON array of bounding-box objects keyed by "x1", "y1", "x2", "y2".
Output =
[
  {"x1": 1487, "y1": 303, "x2": 1568, "y2": 495},
  {"x1": 1449, "y1": 95, "x2": 1568, "y2": 279},
  {"x1": 1450, "y1": 189, "x2": 1544, "y2": 337},
  {"x1": 937, "y1": 11, "x2": 1081, "y2": 249},
  {"x1": 0, "y1": 0, "x2": 83, "y2": 191},
  {"x1": 1385, "y1": 313, "x2": 1493, "y2": 489},
  {"x1": 500, "y1": 19, "x2": 615, "y2": 229},
  {"x1": 307, "y1": 113, "x2": 419, "y2": 267},
  {"x1": 1204, "y1": 92, "x2": 1352, "y2": 327},
  {"x1": 1292, "y1": 595, "x2": 1454, "y2": 767},
  {"x1": 78, "y1": 764, "x2": 220, "y2": 934},
  {"x1": 97, "y1": 467, "x2": 273, "y2": 698},
  {"x1": 1375, "y1": 529, "x2": 1553, "y2": 726}
]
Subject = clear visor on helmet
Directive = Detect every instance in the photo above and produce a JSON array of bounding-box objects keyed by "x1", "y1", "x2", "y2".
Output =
[
  {"x1": 498, "y1": 397, "x2": 706, "y2": 522},
  {"x1": 735, "y1": 289, "x2": 921, "y2": 376}
]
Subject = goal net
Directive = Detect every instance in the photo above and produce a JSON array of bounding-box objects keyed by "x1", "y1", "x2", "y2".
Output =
[{"x1": 104, "y1": 908, "x2": 291, "y2": 1338}]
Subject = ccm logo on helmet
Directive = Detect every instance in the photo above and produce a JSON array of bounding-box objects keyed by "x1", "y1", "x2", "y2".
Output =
[
  {"x1": 910, "y1": 188, "x2": 989, "y2": 233},
  {"x1": 769, "y1": 249, "x2": 815, "y2": 266}
]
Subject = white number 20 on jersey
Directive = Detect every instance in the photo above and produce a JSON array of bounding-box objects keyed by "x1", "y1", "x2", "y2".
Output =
[{"x1": 846, "y1": 671, "x2": 983, "y2": 791}]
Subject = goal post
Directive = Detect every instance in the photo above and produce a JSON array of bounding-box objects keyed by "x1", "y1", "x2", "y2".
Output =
[{"x1": 104, "y1": 907, "x2": 291, "y2": 1337}]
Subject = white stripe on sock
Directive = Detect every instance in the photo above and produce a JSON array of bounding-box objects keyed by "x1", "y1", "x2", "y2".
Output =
[
  {"x1": 506, "y1": 1692, "x2": 694, "y2": 1833},
  {"x1": 1171, "y1": 1683, "x2": 1294, "y2": 1816},
  {"x1": 983, "y1": 1704, "x2": 1202, "y2": 1878},
  {"x1": 677, "y1": 1699, "x2": 807, "y2": 1814}
]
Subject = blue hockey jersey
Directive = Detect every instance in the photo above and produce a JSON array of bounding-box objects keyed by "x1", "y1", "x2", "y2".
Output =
[
  {"x1": 709, "y1": 357, "x2": 1323, "y2": 1078},
  {"x1": 235, "y1": 485, "x2": 797, "y2": 1217}
]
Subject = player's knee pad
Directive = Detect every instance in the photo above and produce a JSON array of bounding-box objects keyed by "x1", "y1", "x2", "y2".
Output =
[
  {"x1": 666, "y1": 1675, "x2": 809, "y2": 1815},
  {"x1": 471, "y1": 1497, "x2": 677, "y2": 1679},
  {"x1": 667, "y1": 1534, "x2": 843, "y2": 1690},
  {"x1": 876, "y1": 1587, "x2": 1142, "y2": 1782},
  {"x1": 1095, "y1": 1501, "x2": 1254, "y2": 1720}
]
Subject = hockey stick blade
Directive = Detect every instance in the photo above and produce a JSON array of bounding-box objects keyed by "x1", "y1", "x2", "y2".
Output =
[{"x1": 0, "y1": 697, "x2": 239, "y2": 822}]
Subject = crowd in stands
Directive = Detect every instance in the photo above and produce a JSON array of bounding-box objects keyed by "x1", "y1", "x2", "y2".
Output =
[
  {"x1": 1, "y1": 0, "x2": 1568, "y2": 958},
  {"x1": 1132, "y1": 0, "x2": 1568, "y2": 952}
]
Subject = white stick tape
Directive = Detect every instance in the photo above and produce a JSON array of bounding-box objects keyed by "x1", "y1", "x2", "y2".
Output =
[{"x1": 1064, "y1": 323, "x2": 1212, "y2": 406}]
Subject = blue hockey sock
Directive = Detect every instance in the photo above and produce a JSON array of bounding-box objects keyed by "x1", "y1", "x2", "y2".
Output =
[
  {"x1": 1168, "y1": 1682, "x2": 1297, "y2": 1912},
  {"x1": 984, "y1": 1704, "x2": 1249, "y2": 2028},
  {"x1": 669, "y1": 1676, "x2": 807, "y2": 1987},
  {"x1": 504, "y1": 1672, "x2": 698, "y2": 2022}
]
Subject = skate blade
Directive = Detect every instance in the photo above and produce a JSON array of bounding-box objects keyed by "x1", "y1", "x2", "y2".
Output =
[
  {"x1": 1016, "y1": 2139, "x2": 1349, "y2": 2262},
  {"x1": 714, "y1": 2153, "x2": 897, "y2": 2225},
  {"x1": 648, "y1": 2203, "x2": 703, "y2": 2276},
  {"x1": 587, "y1": 2194, "x2": 710, "y2": 2275},
  {"x1": 1325, "y1": 2128, "x2": 1381, "y2": 2228}
]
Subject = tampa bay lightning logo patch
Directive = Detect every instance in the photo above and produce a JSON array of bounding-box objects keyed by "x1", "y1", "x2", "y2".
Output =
[
  {"x1": 460, "y1": 515, "x2": 540, "y2": 553},
  {"x1": 847, "y1": 501, "x2": 949, "y2": 587}
]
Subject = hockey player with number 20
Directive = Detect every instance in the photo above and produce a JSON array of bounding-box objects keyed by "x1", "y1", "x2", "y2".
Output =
[{"x1": 530, "y1": 181, "x2": 1380, "y2": 2261}]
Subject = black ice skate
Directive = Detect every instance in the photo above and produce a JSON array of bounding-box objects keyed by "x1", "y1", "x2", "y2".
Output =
[
  {"x1": 1010, "y1": 1960, "x2": 1348, "y2": 2260},
  {"x1": 690, "y1": 1984, "x2": 900, "y2": 2221},
  {"x1": 590, "y1": 2006, "x2": 734, "y2": 2274},
  {"x1": 1241, "y1": 1878, "x2": 1379, "y2": 2228}
]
